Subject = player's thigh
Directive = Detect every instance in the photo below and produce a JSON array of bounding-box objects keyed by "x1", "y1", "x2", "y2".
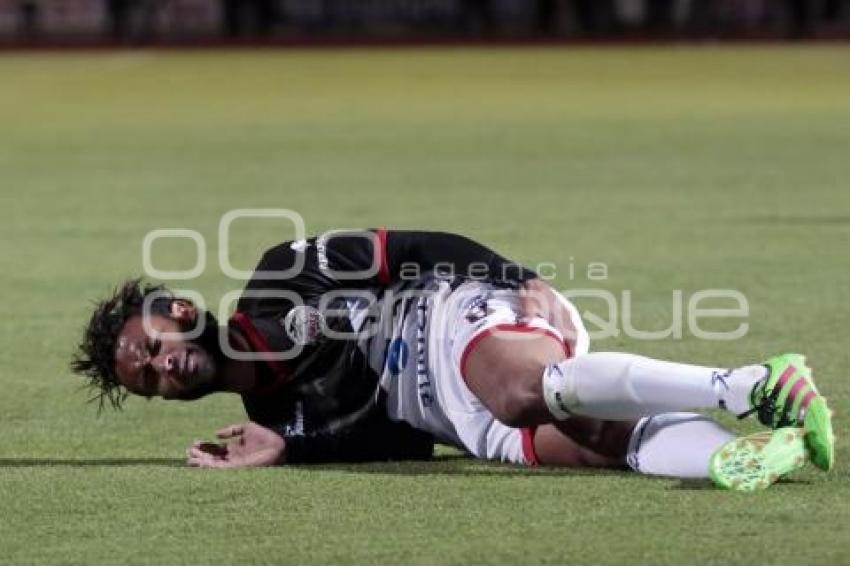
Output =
[{"x1": 462, "y1": 329, "x2": 565, "y2": 426}]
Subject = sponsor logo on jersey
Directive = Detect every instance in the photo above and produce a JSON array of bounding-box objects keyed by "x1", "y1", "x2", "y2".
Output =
[
  {"x1": 385, "y1": 337, "x2": 409, "y2": 377},
  {"x1": 280, "y1": 401, "x2": 305, "y2": 437},
  {"x1": 316, "y1": 234, "x2": 329, "y2": 272},
  {"x1": 282, "y1": 305, "x2": 323, "y2": 346},
  {"x1": 464, "y1": 295, "x2": 491, "y2": 324},
  {"x1": 415, "y1": 296, "x2": 433, "y2": 407}
]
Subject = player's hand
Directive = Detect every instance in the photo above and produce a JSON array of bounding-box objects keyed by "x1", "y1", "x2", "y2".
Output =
[
  {"x1": 186, "y1": 422, "x2": 286, "y2": 469},
  {"x1": 519, "y1": 278, "x2": 578, "y2": 347}
]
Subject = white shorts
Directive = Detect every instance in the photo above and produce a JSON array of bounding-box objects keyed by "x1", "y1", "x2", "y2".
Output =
[{"x1": 381, "y1": 280, "x2": 589, "y2": 465}]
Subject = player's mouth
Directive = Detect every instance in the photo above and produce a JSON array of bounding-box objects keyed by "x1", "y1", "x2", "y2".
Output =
[
  {"x1": 166, "y1": 348, "x2": 216, "y2": 399},
  {"x1": 183, "y1": 351, "x2": 197, "y2": 377}
]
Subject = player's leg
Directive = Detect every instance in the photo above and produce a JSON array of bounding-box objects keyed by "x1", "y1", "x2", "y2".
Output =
[
  {"x1": 462, "y1": 328, "x2": 563, "y2": 427},
  {"x1": 540, "y1": 352, "x2": 767, "y2": 420},
  {"x1": 531, "y1": 417, "x2": 632, "y2": 468},
  {"x1": 463, "y1": 331, "x2": 822, "y2": 427},
  {"x1": 532, "y1": 413, "x2": 733, "y2": 479},
  {"x1": 542, "y1": 352, "x2": 834, "y2": 471},
  {"x1": 532, "y1": 414, "x2": 812, "y2": 490},
  {"x1": 462, "y1": 329, "x2": 765, "y2": 425},
  {"x1": 454, "y1": 286, "x2": 833, "y2": 471},
  {"x1": 622, "y1": 413, "x2": 737, "y2": 478}
]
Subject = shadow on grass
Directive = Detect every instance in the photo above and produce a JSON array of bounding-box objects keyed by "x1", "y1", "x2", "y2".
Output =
[
  {"x1": 670, "y1": 477, "x2": 811, "y2": 491},
  {"x1": 0, "y1": 453, "x2": 623, "y2": 476},
  {"x1": 0, "y1": 454, "x2": 646, "y2": 480},
  {"x1": 669, "y1": 479, "x2": 718, "y2": 491},
  {"x1": 0, "y1": 458, "x2": 184, "y2": 468},
  {"x1": 301, "y1": 454, "x2": 635, "y2": 478}
]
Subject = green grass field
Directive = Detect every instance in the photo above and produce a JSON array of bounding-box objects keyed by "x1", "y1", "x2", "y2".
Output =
[{"x1": 1, "y1": 45, "x2": 849, "y2": 565}]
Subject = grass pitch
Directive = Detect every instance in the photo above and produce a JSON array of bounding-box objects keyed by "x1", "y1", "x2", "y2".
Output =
[{"x1": 0, "y1": 45, "x2": 849, "y2": 565}]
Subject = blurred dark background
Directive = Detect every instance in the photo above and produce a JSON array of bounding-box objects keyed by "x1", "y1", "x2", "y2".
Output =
[{"x1": 2, "y1": 0, "x2": 849, "y2": 45}]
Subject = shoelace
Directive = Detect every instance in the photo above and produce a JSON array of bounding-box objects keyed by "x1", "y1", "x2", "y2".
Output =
[{"x1": 736, "y1": 375, "x2": 787, "y2": 426}]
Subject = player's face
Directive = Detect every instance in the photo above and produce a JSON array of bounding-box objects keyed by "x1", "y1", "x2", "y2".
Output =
[{"x1": 114, "y1": 311, "x2": 220, "y2": 400}]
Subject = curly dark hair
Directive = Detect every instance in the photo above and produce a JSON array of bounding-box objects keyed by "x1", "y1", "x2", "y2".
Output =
[{"x1": 71, "y1": 279, "x2": 174, "y2": 412}]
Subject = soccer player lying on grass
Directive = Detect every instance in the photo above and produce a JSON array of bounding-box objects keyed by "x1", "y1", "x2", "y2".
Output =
[{"x1": 72, "y1": 230, "x2": 835, "y2": 491}]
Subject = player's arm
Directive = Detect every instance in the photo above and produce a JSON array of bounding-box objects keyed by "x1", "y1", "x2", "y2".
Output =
[
  {"x1": 185, "y1": 418, "x2": 434, "y2": 468},
  {"x1": 242, "y1": 229, "x2": 573, "y2": 337},
  {"x1": 281, "y1": 417, "x2": 435, "y2": 464},
  {"x1": 381, "y1": 230, "x2": 537, "y2": 284}
]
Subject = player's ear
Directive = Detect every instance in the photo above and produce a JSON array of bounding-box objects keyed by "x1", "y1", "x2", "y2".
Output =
[{"x1": 169, "y1": 299, "x2": 197, "y2": 323}]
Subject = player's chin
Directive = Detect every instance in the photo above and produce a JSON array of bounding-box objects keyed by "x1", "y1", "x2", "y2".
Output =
[
  {"x1": 167, "y1": 380, "x2": 217, "y2": 401},
  {"x1": 193, "y1": 352, "x2": 218, "y2": 383},
  {"x1": 165, "y1": 367, "x2": 218, "y2": 401}
]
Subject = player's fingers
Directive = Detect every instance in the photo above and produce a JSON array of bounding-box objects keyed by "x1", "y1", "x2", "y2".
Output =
[
  {"x1": 188, "y1": 446, "x2": 206, "y2": 459},
  {"x1": 547, "y1": 301, "x2": 578, "y2": 343},
  {"x1": 186, "y1": 453, "x2": 208, "y2": 467},
  {"x1": 189, "y1": 458, "x2": 216, "y2": 469},
  {"x1": 518, "y1": 293, "x2": 545, "y2": 323},
  {"x1": 187, "y1": 450, "x2": 216, "y2": 468},
  {"x1": 190, "y1": 442, "x2": 227, "y2": 456},
  {"x1": 196, "y1": 449, "x2": 233, "y2": 469},
  {"x1": 189, "y1": 445, "x2": 226, "y2": 461},
  {"x1": 216, "y1": 424, "x2": 245, "y2": 439},
  {"x1": 517, "y1": 292, "x2": 533, "y2": 319}
]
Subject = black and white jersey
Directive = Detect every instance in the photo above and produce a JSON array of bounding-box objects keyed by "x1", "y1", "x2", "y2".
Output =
[{"x1": 229, "y1": 230, "x2": 536, "y2": 464}]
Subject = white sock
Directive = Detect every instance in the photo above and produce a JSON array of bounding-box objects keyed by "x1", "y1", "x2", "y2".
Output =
[
  {"x1": 541, "y1": 352, "x2": 768, "y2": 420},
  {"x1": 626, "y1": 412, "x2": 734, "y2": 479}
]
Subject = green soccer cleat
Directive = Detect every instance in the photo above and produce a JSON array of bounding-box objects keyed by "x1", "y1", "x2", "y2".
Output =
[
  {"x1": 709, "y1": 428, "x2": 809, "y2": 492},
  {"x1": 739, "y1": 353, "x2": 835, "y2": 471},
  {"x1": 802, "y1": 395, "x2": 835, "y2": 472}
]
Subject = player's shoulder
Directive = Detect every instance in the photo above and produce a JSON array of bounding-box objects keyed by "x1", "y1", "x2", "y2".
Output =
[{"x1": 254, "y1": 236, "x2": 317, "y2": 268}]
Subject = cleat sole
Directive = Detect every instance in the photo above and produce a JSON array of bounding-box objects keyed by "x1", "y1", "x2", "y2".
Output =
[{"x1": 710, "y1": 428, "x2": 809, "y2": 492}]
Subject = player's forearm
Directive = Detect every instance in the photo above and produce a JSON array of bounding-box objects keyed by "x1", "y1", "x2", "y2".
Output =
[{"x1": 281, "y1": 422, "x2": 435, "y2": 464}]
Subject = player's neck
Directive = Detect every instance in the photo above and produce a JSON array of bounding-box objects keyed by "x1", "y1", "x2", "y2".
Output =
[{"x1": 217, "y1": 328, "x2": 258, "y2": 393}]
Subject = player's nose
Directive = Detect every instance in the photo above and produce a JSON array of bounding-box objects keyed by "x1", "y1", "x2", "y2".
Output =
[{"x1": 153, "y1": 353, "x2": 178, "y2": 374}]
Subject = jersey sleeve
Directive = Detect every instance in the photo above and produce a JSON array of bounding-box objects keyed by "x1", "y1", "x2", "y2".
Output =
[{"x1": 279, "y1": 417, "x2": 435, "y2": 464}]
